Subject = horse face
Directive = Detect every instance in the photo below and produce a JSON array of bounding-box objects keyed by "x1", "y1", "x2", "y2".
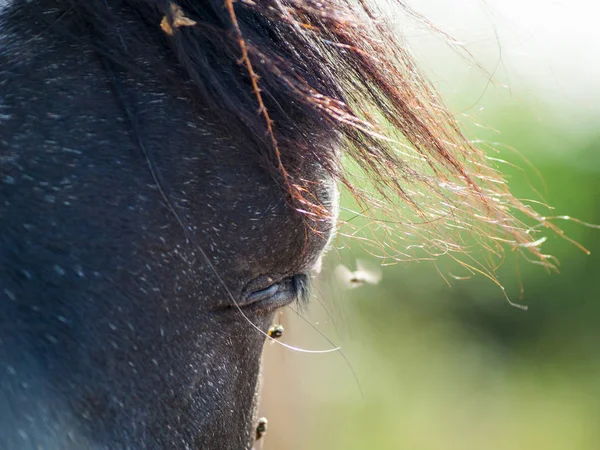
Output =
[{"x1": 0, "y1": 5, "x2": 337, "y2": 449}]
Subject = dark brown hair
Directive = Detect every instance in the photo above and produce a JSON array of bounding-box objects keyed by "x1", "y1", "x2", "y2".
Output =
[{"x1": 66, "y1": 0, "x2": 576, "y2": 289}]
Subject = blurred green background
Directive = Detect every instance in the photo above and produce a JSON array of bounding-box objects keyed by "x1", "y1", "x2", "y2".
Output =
[{"x1": 257, "y1": 2, "x2": 600, "y2": 449}]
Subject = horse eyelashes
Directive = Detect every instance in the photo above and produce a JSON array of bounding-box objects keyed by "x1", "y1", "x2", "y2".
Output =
[{"x1": 291, "y1": 274, "x2": 310, "y2": 304}]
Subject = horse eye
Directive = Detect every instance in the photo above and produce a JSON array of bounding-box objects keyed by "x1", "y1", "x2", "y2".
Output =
[
  {"x1": 246, "y1": 282, "x2": 280, "y2": 303},
  {"x1": 241, "y1": 275, "x2": 303, "y2": 310}
]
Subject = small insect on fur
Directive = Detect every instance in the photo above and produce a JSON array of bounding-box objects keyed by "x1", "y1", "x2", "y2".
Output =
[
  {"x1": 255, "y1": 417, "x2": 268, "y2": 441},
  {"x1": 267, "y1": 324, "x2": 284, "y2": 339}
]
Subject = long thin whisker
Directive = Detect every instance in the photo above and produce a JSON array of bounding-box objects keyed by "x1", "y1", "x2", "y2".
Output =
[{"x1": 287, "y1": 305, "x2": 365, "y2": 400}]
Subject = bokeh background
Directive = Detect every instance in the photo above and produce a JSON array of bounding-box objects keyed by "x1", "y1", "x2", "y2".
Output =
[{"x1": 258, "y1": 1, "x2": 600, "y2": 449}]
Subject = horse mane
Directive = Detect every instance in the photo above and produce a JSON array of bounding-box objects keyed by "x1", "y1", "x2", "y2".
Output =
[{"x1": 56, "y1": 0, "x2": 573, "y2": 285}]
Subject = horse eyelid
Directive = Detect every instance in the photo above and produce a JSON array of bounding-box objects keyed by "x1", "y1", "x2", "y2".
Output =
[
  {"x1": 246, "y1": 275, "x2": 305, "y2": 303},
  {"x1": 247, "y1": 283, "x2": 281, "y2": 302}
]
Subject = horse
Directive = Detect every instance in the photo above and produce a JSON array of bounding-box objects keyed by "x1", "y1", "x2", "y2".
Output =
[{"x1": 0, "y1": 1, "x2": 561, "y2": 448}]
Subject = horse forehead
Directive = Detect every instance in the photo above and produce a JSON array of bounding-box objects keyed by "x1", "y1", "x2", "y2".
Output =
[
  {"x1": 157, "y1": 117, "x2": 336, "y2": 238},
  {"x1": 194, "y1": 153, "x2": 337, "y2": 271},
  {"x1": 197, "y1": 166, "x2": 337, "y2": 272}
]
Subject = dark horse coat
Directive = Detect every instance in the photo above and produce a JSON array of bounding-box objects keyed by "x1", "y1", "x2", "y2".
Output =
[{"x1": 0, "y1": 0, "x2": 559, "y2": 448}]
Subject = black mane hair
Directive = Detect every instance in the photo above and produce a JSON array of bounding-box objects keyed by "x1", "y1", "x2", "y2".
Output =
[{"x1": 37, "y1": 0, "x2": 571, "y2": 280}]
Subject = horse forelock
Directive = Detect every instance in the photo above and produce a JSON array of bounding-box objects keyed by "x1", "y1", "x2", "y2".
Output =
[{"x1": 40, "y1": 0, "x2": 569, "y2": 279}]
